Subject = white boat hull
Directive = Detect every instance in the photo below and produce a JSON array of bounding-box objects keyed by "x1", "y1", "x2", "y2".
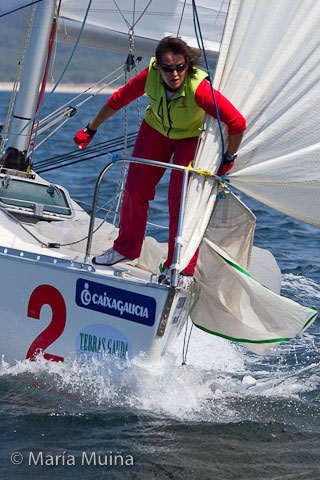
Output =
[{"x1": 0, "y1": 247, "x2": 197, "y2": 365}]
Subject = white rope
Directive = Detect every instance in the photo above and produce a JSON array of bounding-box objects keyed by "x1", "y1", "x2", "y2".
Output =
[
  {"x1": 112, "y1": 0, "x2": 131, "y2": 29},
  {"x1": 36, "y1": 66, "x2": 125, "y2": 129},
  {"x1": 112, "y1": 0, "x2": 153, "y2": 32},
  {"x1": 147, "y1": 221, "x2": 168, "y2": 230},
  {"x1": 31, "y1": 69, "x2": 126, "y2": 150},
  {"x1": 30, "y1": 0, "x2": 152, "y2": 152},
  {"x1": 108, "y1": 0, "x2": 150, "y2": 225},
  {"x1": 132, "y1": 0, "x2": 136, "y2": 28},
  {"x1": 131, "y1": 0, "x2": 153, "y2": 29},
  {"x1": 33, "y1": 117, "x2": 70, "y2": 151},
  {"x1": 33, "y1": 108, "x2": 72, "y2": 136}
]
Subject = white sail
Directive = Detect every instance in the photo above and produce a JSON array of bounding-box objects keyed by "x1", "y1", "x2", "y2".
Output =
[
  {"x1": 181, "y1": 0, "x2": 320, "y2": 274},
  {"x1": 179, "y1": 0, "x2": 319, "y2": 353},
  {"x1": 212, "y1": 0, "x2": 320, "y2": 225},
  {"x1": 188, "y1": 189, "x2": 317, "y2": 356},
  {"x1": 193, "y1": 239, "x2": 317, "y2": 355},
  {"x1": 58, "y1": 0, "x2": 228, "y2": 61}
]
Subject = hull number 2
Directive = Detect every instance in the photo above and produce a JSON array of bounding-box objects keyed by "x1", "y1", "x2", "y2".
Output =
[{"x1": 27, "y1": 285, "x2": 66, "y2": 362}]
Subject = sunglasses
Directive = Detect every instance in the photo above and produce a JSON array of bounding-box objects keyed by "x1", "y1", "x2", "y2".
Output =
[{"x1": 160, "y1": 63, "x2": 187, "y2": 74}]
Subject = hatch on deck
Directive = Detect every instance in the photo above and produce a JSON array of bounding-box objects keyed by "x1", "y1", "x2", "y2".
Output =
[{"x1": 0, "y1": 172, "x2": 73, "y2": 220}]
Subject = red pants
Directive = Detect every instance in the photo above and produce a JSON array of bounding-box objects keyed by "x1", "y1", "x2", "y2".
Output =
[{"x1": 114, "y1": 120, "x2": 199, "y2": 275}]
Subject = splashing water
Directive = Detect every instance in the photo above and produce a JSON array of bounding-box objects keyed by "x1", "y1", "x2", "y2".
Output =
[{"x1": 1, "y1": 308, "x2": 319, "y2": 424}]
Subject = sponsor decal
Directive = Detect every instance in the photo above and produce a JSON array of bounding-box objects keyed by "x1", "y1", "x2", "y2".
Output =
[
  {"x1": 76, "y1": 324, "x2": 132, "y2": 360},
  {"x1": 75, "y1": 279, "x2": 156, "y2": 326}
]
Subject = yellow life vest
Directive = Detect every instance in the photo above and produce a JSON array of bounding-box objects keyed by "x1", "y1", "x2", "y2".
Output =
[{"x1": 144, "y1": 58, "x2": 208, "y2": 139}]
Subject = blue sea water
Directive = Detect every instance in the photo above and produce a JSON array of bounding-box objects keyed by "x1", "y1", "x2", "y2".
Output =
[{"x1": 0, "y1": 91, "x2": 320, "y2": 480}]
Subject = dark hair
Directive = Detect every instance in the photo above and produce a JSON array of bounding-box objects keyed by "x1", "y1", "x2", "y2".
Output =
[{"x1": 155, "y1": 36, "x2": 202, "y2": 78}]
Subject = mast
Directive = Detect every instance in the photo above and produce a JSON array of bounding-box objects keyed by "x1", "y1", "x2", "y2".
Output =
[{"x1": 2, "y1": 0, "x2": 57, "y2": 171}]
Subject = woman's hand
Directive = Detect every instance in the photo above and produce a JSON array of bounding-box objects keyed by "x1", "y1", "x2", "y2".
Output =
[
  {"x1": 217, "y1": 160, "x2": 234, "y2": 176},
  {"x1": 73, "y1": 124, "x2": 97, "y2": 149}
]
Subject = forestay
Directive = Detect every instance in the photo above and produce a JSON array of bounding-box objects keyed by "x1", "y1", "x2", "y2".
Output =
[{"x1": 58, "y1": 0, "x2": 228, "y2": 62}]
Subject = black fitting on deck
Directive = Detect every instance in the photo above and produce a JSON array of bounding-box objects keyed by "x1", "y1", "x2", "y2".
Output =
[{"x1": 1, "y1": 147, "x2": 31, "y2": 172}]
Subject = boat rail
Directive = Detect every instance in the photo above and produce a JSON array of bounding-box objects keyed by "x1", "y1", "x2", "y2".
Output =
[{"x1": 85, "y1": 155, "x2": 215, "y2": 287}]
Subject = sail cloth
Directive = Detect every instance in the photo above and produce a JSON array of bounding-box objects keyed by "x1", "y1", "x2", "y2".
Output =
[
  {"x1": 180, "y1": 0, "x2": 320, "y2": 273},
  {"x1": 190, "y1": 192, "x2": 317, "y2": 355},
  {"x1": 180, "y1": 0, "x2": 319, "y2": 353},
  {"x1": 58, "y1": 0, "x2": 228, "y2": 63},
  {"x1": 214, "y1": 0, "x2": 320, "y2": 226},
  {"x1": 193, "y1": 239, "x2": 317, "y2": 356}
]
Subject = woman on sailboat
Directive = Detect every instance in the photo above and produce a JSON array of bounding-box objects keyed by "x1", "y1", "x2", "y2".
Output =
[{"x1": 74, "y1": 36, "x2": 246, "y2": 275}]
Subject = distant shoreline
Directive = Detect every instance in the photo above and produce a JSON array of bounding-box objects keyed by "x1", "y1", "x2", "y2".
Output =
[{"x1": 0, "y1": 82, "x2": 116, "y2": 94}]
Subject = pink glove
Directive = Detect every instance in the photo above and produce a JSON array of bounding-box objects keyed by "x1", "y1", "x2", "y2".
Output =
[{"x1": 74, "y1": 124, "x2": 96, "y2": 149}]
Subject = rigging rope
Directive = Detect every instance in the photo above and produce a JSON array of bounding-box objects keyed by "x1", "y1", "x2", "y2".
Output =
[
  {"x1": 111, "y1": 72, "x2": 131, "y2": 223},
  {"x1": 177, "y1": 0, "x2": 187, "y2": 37},
  {"x1": 134, "y1": 62, "x2": 142, "y2": 127},
  {"x1": 112, "y1": 0, "x2": 153, "y2": 31},
  {"x1": 34, "y1": 132, "x2": 138, "y2": 173},
  {"x1": 182, "y1": 318, "x2": 194, "y2": 365},
  {"x1": 0, "y1": 0, "x2": 93, "y2": 156},
  {"x1": 192, "y1": 0, "x2": 225, "y2": 165},
  {"x1": 35, "y1": 69, "x2": 125, "y2": 136},
  {"x1": 31, "y1": 68, "x2": 127, "y2": 152},
  {"x1": 36, "y1": 65, "x2": 124, "y2": 130},
  {"x1": 0, "y1": 0, "x2": 44, "y2": 18},
  {"x1": 101, "y1": 0, "x2": 149, "y2": 225},
  {"x1": 131, "y1": 0, "x2": 153, "y2": 29},
  {"x1": 112, "y1": 0, "x2": 131, "y2": 30}
]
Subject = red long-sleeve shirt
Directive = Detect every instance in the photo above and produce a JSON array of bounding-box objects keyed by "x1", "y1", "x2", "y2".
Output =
[{"x1": 107, "y1": 68, "x2": 246, "y2": 135}]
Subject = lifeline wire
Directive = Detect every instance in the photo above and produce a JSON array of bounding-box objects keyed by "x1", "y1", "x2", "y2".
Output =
[
  {"x1": 0, "y1": 188, "x2": 122, "y2": 249},
  {"x1": 58, "y1": 193, "x2": 122, "y2": 247},
  {"x1": 34, "y1": 132, "x2": 138, "y2": 173}
]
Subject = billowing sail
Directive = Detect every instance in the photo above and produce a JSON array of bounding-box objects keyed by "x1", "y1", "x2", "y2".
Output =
[
  {"x1": 58, "y1": 0, "x2": 228, "y2": 63},
  {"x1": 213, "y1": 0, "x2": 320, "y2": 225},
  {"x1": 179, "y1": 0, "x2": 319, "y2": 353},
  {"x1": 181, "y1": 0, "x2": 320, "y2": 273}
]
